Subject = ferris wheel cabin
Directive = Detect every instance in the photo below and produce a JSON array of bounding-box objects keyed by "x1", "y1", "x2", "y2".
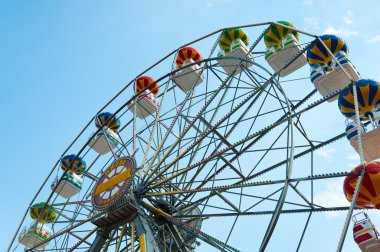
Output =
[
  {"x1": 353, "y1": 212, "x2": 380, "y2": 252},
  {"x1": 172, "y1": 47, "x2": 204, "y2": 92},
  {"x1": 339, "y1": 79, "x2": 380, "y2": 160},
  {"x1": 128, "y1": 90, "x2": 159, "y2": 119},
  {"x1": 265, "y1": 34, "x2": 307, "y2": 77},
  {"x1": 307, "y1": 33, "x2": 361, "y2": 102},
  {"x1": 18, "y1": 223, "x2": 52, "y2": 249},
  {"x1": 345, "y1": 110, "x2": 380, "y2": 161},
  {"x1": 88, "y1": 127, "x2": 120, "y2": 155},
  {"x1": 18, "y1": 202, "x2": 57, "y2": 250},
  {"x1": 217, "y1": 39, "x2": 254, "y2": 75},
  {"x1": 311, "y1": 54, "x2": 360, "y2": 101},
  {"x1": 51, "y1": 171, "x2": 83, "y2": 199},
  {"x1": 172, "y1": 58, "x2": 204, "y2": 92}
]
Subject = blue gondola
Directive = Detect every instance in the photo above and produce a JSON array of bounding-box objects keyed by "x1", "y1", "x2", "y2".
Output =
[
  {"x1": 307, "y1": 35, "x2": 360, "y2": 101},
  {"x1": 340, "y1": 80, "x2": 380, "y2": 161},
  {"x1": 88, "y1": 112, "x2": 120, "y2": 155}
]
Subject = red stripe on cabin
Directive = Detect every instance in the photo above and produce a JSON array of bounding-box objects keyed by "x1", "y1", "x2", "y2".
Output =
[
  {"x1": 358, "y1": 192, "x2": 372, "y2": 202},
  {"x1": 187, "y1": 48, "x2": 192, "y2": 58},
  {"x1": 356, "y1": 233, "x2": 374, "y2": 244},
  {"x1": 353, "y1": 224, "x2": 364, "y2": 233},
  {"x1": 178, "y1": 50, "x2": 185, "y2": 61},
  {"x1": 176, "y1": 59, "x2": 183, "y2": 66}
]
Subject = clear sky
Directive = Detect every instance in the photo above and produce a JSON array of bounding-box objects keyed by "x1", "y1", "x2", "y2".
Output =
[{"x1": 2, "y1": 0, "x2": 380, "y2": 251}]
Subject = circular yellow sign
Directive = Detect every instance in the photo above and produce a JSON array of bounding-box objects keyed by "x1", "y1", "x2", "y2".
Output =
[{"x1": 91, "y1": 156, "x2": 135, "y2": 210}]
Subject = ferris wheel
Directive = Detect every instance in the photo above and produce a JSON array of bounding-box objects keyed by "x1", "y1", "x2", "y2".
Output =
[{"x1": 9, "y1": 21, "x2": 380, "y2": 252}]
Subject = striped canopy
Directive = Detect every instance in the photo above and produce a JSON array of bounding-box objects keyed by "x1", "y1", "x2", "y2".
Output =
[
  {"x1": 338, "y1": 79, "x2": 380, "y2": 119},
  {"x1": 345, "y1": 123, "x2": 358, "y2": 141},
  {"x1": 344, "y1": 162, "x2": 380, "y2": 209},
  {"x1": 30, "y1": 202, "x2": 57, "y2": 223},
  {"x1": 60, "y1": 154, "x2": 86, "y2": 175},
  {"x1": 307, "y1": 34, "x2": 348, "y2": 67},
  {"x1": 135, "y1": 76, "x2": 159, "y2": 96},
  {"x1": 95, "y1": 112, "x2": 120, "y2": 132},
  {"x1": 219, "y1": 28, "x2": 249, "y2": 52},
  {"x1": 175, "y1": 47, "x2": 202, "y2": 68},
  {"x1": 264, "y1": 21, "x2": 299, "y2": 48}
]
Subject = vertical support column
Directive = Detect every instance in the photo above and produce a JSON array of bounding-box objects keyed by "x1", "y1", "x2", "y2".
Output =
[
  {"x1": 89, "y1": 229, "x2": 110, "y2": 252},
  {"x1": 130, "y1": 222, "x2": 135, "y2": 252},
  {"x1": 132, "y1": 214, "x2": 161, "y2": 252}
]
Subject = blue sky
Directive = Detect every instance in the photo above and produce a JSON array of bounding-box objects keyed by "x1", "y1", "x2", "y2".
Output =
[{"x1": 2, "y1": 0, "x2": 380, "y2": 251}]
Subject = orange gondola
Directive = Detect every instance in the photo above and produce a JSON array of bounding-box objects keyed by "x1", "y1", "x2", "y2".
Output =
[
  {"x1": 344, "y1": 162, "x2": 380, "y2": 209},
  {"x1": 136, "y1": 76, "x2": 159, "y2": 96},
  {"x1": 175, "y1": 46, "x2": 202, "y2": 68}
]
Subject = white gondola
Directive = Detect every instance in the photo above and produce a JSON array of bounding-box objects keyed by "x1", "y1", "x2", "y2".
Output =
[
  {"x1": 88, "y1": 127, "x2": 120, "y2": 155},
  {"x1": 217, "y1": 39, "x2": 254, "y2": 75},
  {"x1": 51, "y1": 172, "x2": 83, "y2": 199},
  {"x1": 265, "y1": 34, "x2": 307, "y2": 77},
  {"x1": 128, "y1": 90, "x2": 158, "y2": 119},
  {"x1": 172, "y1": 58, "x2": 204, "y2": 92},
  {"x1": 353, "y1": 212, "x2": 380, "y2": 252},
  {"x1": 311, "y1": 52, "x2": 360, "y2": 102},
  {"x1": 350, "y1": 128, "x2": 380, "y2": 161},
  {"x1": 346, "y1": 111, "x2": 380, "y2": 161},
  {"x1": 18, "y1": 223, "x2": 52, "y2": 249}
]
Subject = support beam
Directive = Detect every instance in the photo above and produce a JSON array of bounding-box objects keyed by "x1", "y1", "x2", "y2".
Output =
[
  {"x1": 89, "y1": 229, "x2": 110, "y2": 252},
  {"x1": 133, "y1": 214, "x2": 162, "y2": 252}
]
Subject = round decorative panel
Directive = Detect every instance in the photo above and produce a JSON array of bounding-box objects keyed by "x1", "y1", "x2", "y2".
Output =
[{"x1": 92, "y1": 156, "x2": 135, "y2": 210}]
